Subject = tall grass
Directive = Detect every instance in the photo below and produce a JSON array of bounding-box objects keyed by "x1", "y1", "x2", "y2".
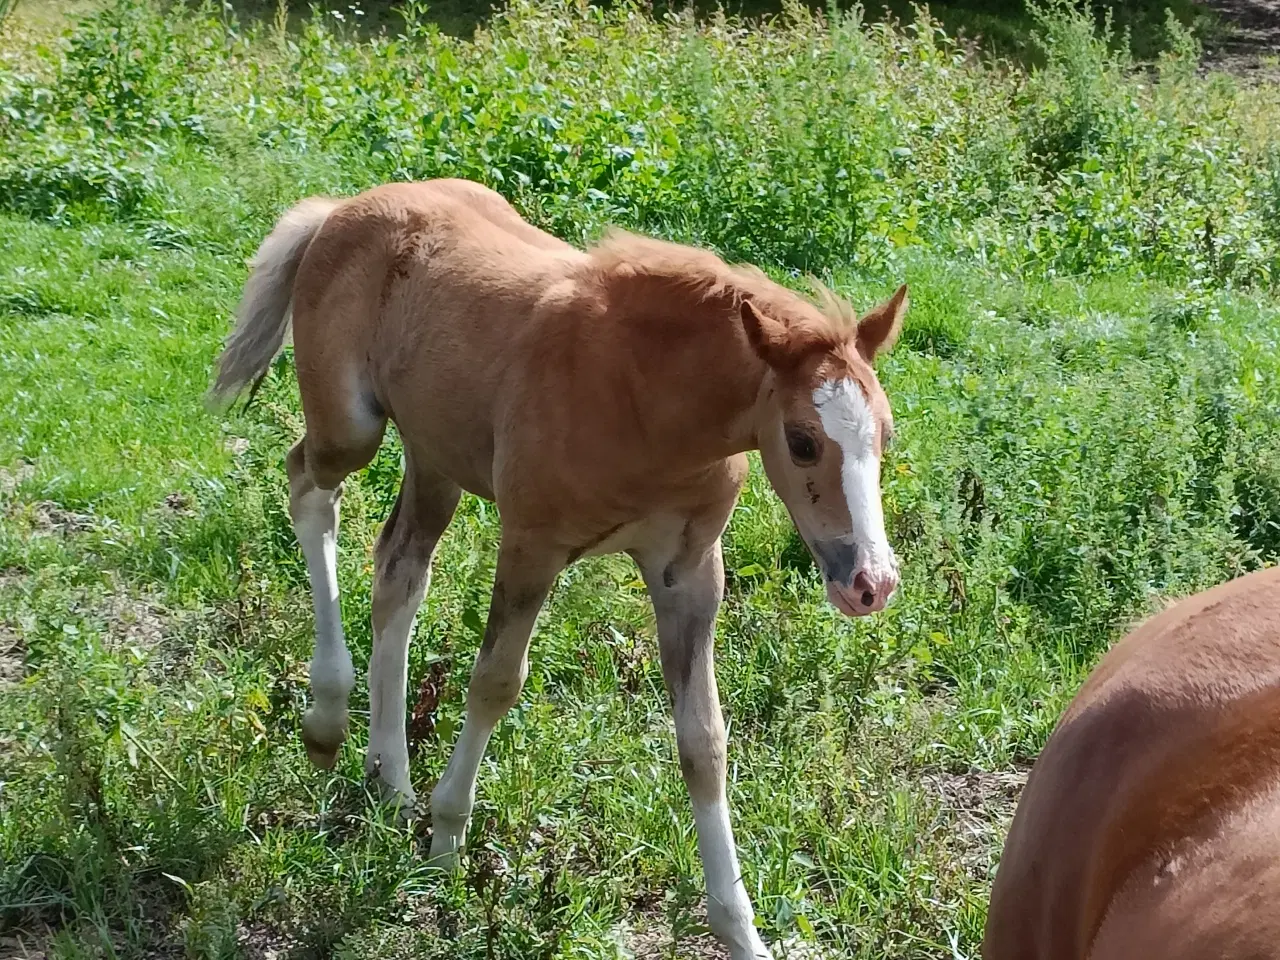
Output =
[
  {"x1": 2, "y1": 0, "x2": 1278, "y2": 280},
  {"x1": 0, "y1": 1, "x2": 1278, "y2": 957}
]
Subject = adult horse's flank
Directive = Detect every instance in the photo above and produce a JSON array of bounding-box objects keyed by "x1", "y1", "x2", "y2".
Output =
[
  {"x1": 984, "y1": 565, "x2": 1280, "y2": 960},
  {"x1": 213, "y1": 178, "x2": 907, "y2": 959}
]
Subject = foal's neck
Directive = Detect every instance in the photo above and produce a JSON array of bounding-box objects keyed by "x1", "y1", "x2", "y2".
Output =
[{"x1": 603, "y1": 285, "x2": 771, "y2": 467}]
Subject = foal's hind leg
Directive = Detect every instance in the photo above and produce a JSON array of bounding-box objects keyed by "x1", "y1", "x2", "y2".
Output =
[
  {"x1": 365, "y1": 460, "x2": 460, "y2": 805},
  {"x1": 287, "y1": 417, "x2": 384, "y2": 768}
]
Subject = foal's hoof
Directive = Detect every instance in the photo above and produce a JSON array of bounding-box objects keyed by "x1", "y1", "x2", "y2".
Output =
[
  {"x1": 367, "y1": 774, "x2": 419, "y2": 820},
  {"x1": 301, "y1": 708, "x2": 347, "y2": 769},
  {"x1": 424, "y1": 848, "x2": 461, "y2": 873},
  {"x1": 425, "y1": 831, "x2": 465, "y2": 872},
  {"x1": 387, "y1": 797, "x2": 421, "y2": 823}
]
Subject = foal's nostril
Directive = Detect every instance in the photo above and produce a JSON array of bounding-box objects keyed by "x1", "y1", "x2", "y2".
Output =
[{"x1": 852, "y1": 570, "x2": 875, "y2": 607}]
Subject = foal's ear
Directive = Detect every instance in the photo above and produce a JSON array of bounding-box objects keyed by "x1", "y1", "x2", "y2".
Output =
[
  {"x1": 856, "y1": 284, "x2": 908, "y2": 362},
  {"x1": 741, "y1": 300, "x2": 796, "y2": 369}
]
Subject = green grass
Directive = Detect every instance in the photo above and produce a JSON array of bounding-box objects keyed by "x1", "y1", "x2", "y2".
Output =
[{"x1": 1, "y1": 0, "x2": 1279, "y2": 957}]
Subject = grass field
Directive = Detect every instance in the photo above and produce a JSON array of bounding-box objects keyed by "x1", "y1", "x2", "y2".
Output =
[{"x1": 1, "y1": 0, "x2": 1279, "y2": 957}]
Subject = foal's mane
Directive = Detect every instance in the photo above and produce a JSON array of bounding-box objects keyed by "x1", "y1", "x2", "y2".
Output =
[{"x1": 587, "y1": 229, "x2": 857, "y2": 344}]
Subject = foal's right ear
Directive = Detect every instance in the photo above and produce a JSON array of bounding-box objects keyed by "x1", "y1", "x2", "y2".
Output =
[{"x1": 741, "y1": 300, "x2": 795, "y2": 369}]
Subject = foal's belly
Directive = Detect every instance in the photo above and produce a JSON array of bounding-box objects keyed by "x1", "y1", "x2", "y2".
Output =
[{"x1": 573, "y1": 516, "x2": 669, "y2": 560}]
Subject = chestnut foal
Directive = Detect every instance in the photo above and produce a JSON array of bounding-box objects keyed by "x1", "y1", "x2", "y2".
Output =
[{"x1": 213, "y1": 179, "x2": 907, "y2": 959}]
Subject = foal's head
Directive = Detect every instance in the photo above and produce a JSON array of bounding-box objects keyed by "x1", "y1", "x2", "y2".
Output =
[{"x1": 741, "y1": 285, "x2": 907, "y2": 616}]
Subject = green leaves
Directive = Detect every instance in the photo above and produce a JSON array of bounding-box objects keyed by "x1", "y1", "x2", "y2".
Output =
[{"x1": 4, "y1": 0, "x2": 1277, "y2": 281}]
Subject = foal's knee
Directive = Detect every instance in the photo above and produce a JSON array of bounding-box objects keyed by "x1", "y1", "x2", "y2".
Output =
[
  {"x1": 675, "y1": 714, "x2": 728, "y2": 803},
  {"x1": 467, "y1": 653, "x2": 528, "y2": 721},
  {"x1": 288, "y1": 434, "x2": 379, "y2": 495}
]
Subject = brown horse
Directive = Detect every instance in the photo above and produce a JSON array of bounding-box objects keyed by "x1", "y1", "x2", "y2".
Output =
[
  {"x1": 984, "y1": 564, "x2": 1280, "y2": 960},
  {"x1": 212, "y1": 178, "x2": 907, "y2": 959}
]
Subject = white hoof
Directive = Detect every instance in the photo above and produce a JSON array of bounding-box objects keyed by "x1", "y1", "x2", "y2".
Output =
[
  {"x1": 364, "y1": 755, "x2": 417, "y2": 815},
  {"x1": 726, "y1": 932, "x2": 770, "y2": 960},
  {"x1": 426, "y1": 822, "x2": 467, "y2": 871}
]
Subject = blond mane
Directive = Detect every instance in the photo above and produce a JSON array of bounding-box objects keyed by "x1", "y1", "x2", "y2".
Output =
[{"x1": 588, "y1": 229, "x2": 858, "y2": 340}]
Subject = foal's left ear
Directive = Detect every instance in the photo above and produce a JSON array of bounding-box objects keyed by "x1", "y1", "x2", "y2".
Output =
[
  {"x1": 856, "y1": 284, "x2": 908, "y2": 362},
  {"x1": 741, "y1": 299, "x2": 797, "y2": 370}
]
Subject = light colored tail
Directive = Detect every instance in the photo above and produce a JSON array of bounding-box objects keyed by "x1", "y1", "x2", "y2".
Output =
[{"x1": 209, "y1": 196, "x2": 340, "y2": 406}]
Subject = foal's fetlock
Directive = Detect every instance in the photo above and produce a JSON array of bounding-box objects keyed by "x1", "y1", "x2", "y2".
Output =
[
  {"x1": 301, "y1": 706, "x2": 348, "y2": 769},
  {"x1": 427, "y1": 781, "x2": 474, "y2": 868},
  {"x1": 725, "y1": 933, "x2": 771, "y2": 960},
  {"x1": 372, "y1": 784, "x2": 420, "y2": 822},
  {"x1": 425, "y1": 832, "x2": 464, "y2": 872},
  {"x1": 364, "y1": 756, "x2": 418, "y2": 817},
  {"x1": 708, "y1": 901, "x2": 770, "y2": 960}
]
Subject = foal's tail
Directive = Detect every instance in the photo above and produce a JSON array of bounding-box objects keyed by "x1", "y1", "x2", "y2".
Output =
[{"x1": 209, "y1": 196, "x2": 341, "y2": 407}]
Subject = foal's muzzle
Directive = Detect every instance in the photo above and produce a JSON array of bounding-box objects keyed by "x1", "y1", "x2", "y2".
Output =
[{"x1": 811, "y1": 536, "x2": 899, "y2": 617}]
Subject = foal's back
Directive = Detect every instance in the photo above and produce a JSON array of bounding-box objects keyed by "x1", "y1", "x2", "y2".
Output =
[{"x1": 984, "y1": 564, "x2": 1280, "y2": 960}]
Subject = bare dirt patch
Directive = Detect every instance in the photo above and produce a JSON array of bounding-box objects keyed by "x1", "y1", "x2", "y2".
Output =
[
  {"x1": 618, "y1": 909, "x2": 730, "y2": 960},
  {"x1": 615, "y1": 907, "x2": 834, "y2": 960},
  {"x1": 921, "y1": 767, "x2": 1029, "y2": 879},
  {"x1": 0, "y1": 923, "x2": 54, "y2": 960},
  {"x1": 0, "y1": 581, "x2": 174, "y2": 687},
  {"x1": 235, "y1": 921, "x2": 301, "y2": 960},
  {"x1": 162, "y1": 491, "x2": 196, "y2": 517},
  {"x1": 0, "y1": 619, "x2": 24, "y2": 687},
  {"x1": 1, "y1": 464, "x2": 99, "y2": 536},
  {"x1": 1201, "y1": 0, "x2": 1280, "y2": 79},
  {"x1": 0, "y1": 566, "x2": 28, "y2": 687},
  {"x1": 0, "y1": 568, "x2": 183, "y2": 678},
  {"x1": 27, "y1": 500, "x2": 95, "y2": 537},
  {"x1": 98, "y1": 586, "x2": 171, "y2": 651},
  {"x1": 0, "y1": 461, "x2": 35, "y2": 498}
]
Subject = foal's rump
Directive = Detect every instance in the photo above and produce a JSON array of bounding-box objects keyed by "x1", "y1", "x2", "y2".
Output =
[
  {"x1": 212, "y1": 179, "x2": 591, "y2": 498},
  {"x1": 211, "y1": 179, "x2": 576, "y2": 406}
]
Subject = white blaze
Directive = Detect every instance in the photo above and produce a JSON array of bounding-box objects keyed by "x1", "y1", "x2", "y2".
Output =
[{"x1": 812, "y1": 378, "x2": 894, "y2": 574}]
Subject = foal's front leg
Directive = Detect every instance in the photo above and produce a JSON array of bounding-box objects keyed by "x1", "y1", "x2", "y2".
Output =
[
  {"x1": 641, "y1": 539, "x2": 769, "y2": 960},
  {"x1": 428, "y1": 538, "x2": 563, "y2": 867}
]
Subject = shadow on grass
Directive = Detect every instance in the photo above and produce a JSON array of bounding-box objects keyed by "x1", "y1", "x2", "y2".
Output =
[{"x1": 218, "y1": 0, "x2": 1215, "y2": 58}]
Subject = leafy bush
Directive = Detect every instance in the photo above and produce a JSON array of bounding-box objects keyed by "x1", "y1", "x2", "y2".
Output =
[
  {"x1": 3, "y1": 0, "x2": 1276, "y2": 279},
  {"x1": 0, "y1": 131, "x2": 162, "y2": 221}
]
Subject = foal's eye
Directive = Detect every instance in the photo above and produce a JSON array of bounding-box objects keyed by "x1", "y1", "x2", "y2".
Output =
[{"x1": 785, "y1": 426, "x2": 821, "y2": 466}]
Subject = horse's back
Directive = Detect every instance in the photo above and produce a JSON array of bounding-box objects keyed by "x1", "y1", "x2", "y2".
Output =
[{"x1": 984, "y1": 565, "x2": 1280, "y2": 960}]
